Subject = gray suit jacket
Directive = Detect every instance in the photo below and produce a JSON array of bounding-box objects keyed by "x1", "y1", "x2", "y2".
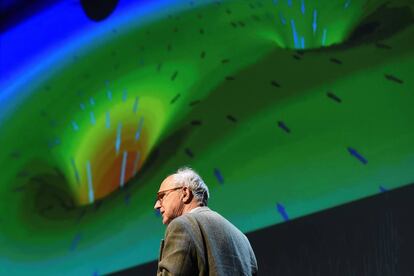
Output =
[{"x1": 157, "y1": 207, "x2": 258, "y2": 276}]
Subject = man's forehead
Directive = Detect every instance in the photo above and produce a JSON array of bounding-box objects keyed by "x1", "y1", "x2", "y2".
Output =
[{"x1": 159, "y1": 175, "x2": 175, "y2": 190}]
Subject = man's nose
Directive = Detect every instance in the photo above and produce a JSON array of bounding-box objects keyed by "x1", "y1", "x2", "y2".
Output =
[{"x1": 154, "y1": 200, "x2": 161, "y2": 210}]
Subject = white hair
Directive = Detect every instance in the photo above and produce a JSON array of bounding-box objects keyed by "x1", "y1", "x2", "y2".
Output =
[{"x1": 172, "y1": 167, "x2": 209, "y2": 206}]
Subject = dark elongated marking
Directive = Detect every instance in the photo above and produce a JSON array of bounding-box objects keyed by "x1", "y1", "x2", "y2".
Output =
[
  {"x1": 191, "y1": 120, "x2": 202, "y2": 126},
  {"x1": 75, "y1": 209, "x2": 87, "y2": 224},
  {"x1": 271, "y1": 80, "x2": 281, "y2": 88},
  {"x1": 171, "y1": 71, "x2": 178, "y2": 81},
  {"x1": 12, "y1": 186, "x2": 26, "y2": 192},
  {"x1": 348, "y1": 147, "x2": 368, "y2": 164},
  {"x1": 276, "y1": 203, "x2": 289, "y2": 221},
  {"x1": 189, "y1": 100, "x2": 201, "y2": 106},
  {"x1": 384, "y1": 74, "x2": 403, "y2": 84},
  {"x1": 214, "y1": 168, "x2": 224, "y2": 184},
  {"x1": 375, "y1": 42, "x2": 392, "y2": 49},
  {"x1": 17, "y1": 170, "x2": 29, "y2": 178},
  {"x1": 124, "y1": 193, "x2": 131, "y2": 206},
  {"x1": 185, "y1": 148, "x2": 194, "y2": 158},
  {"x1": 278, "y1": 121, "x2": 290, "y2": 133},
  {"x1": 330, "y1": 58, "x2": 343, "y2": 64},
  {"x1": 379, "y1": 185, "x2": 388, "y2": 193},
  {"x1": 227, "y1": 115, "x2": 237, "y2": 123},
  {"x1": 70, "y1": 233, "x2": 81, "y2": 251},
  {"x1": 10, "y1": 151, "x2": 21, "y2": 159},
  {"x1": 252, "y1": 15, "x2": 261, "y2": 21},
  {"x1": 40, "y1": 204, "x2": 54, "y2": 215},
  {"x1": 170, "y1": 94, "x2": 180, "y2": 104},
  {"x1": 94, "y1": 201, "x2": 103, "y2": 211},
  {"x1": 327, "y1": 92, "x2": 342, "y2": 103}
]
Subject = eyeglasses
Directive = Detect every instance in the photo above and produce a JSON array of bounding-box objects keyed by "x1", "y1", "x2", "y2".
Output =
[{"x1": 156, "y1": 186, "x2": 183, "y2": 204}]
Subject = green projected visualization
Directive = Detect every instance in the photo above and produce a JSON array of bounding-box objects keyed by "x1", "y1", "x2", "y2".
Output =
[{"x1": 0, "y1": 0, "x2": 413, "y2": 274}]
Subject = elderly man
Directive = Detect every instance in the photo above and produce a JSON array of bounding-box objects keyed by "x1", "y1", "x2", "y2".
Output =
[{"x1": 154, "y1": 167, "x2": 258, "y2": 276}]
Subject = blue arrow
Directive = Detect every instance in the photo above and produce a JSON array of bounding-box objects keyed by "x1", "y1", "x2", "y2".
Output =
[
  {"x1": 379, "y1": 185, "x2": 388, "y2": 193},
  {"x1": 75, "y1": 209, "x2": 87, "y2": 224},
  {"x1": 116, "y1": 123, "x2": 122, "y2": 154},
  {"x1": 70, "y1": 233, "x2": 81, "y2": 251},
  {"x1": 135, "y1": 117, "x2": 144, "y2": 141},
  {"x1": 348, "y1": 147, "x2": 368, "y2": 164},
  {"x1": 300, "y1": 36, "x2": 305, "y2": 49},
  {"x1": 312, "y1": 9, "x2": 317, "y2": 34},
  {"x1": 122, "y1": 89, "x2": 127, "y2": 102},
  {"x1": 214, "y1": 168, "x2": 224, "y2": 184},
  {"x1": 71, "y1": 158, "x2": 80, "y2": 186},
  {"x1": 71, "y1": 120, "x2": 79, "y2": 131},
  {"x1": 301, "y1": 0, "x2": 305, "y2": 14},
  {"x1": 105, "y1": 111, "x2": 110, "y2": 129},
  {"x1": 278, "y1": 12, "x2": 286, "y2": 25},
  {"x1": 290, "y1": 19, "x2": 299, "y2": 48},
  {"x1": 278, "y1": 121, "x2": 291, "y2": 133},
  {"x1": 90, "y1": 111, "x2": 96, "y2": 125},
  {"x1": 125, "y1": 192, "x2": 131, "y2": 206},
  {"x1": 133, "y1": 97, "x2": 139, "y2": 114},
  {"x1": 120, "y1": 151, "x2": 128, "y2": 188},
  {"x1": 132, "y1": 151, "x2": 141, "y2": 176},
  {"x1": 344, "y1": 0, "x2": 351, "y2": 9},
  {"x1": 86, "y1": 161, "x2": 95, "y2": 204},
  {"x1": 322, "y1": 28, "x2": 327, "y2": 46},
  {"x1": 48, "y1": 138, "x2": 61, "y2": 148},
  {"x1": 276, "y1": 203, "x2": 289, "y2": 221},
  {"x1": 49, "y1": 119, "x2": 58, "y2": 128}
]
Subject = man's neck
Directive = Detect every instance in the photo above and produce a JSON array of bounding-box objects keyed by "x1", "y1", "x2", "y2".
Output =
[{"x1": 182, "y1": 201, "x2": 201, "y2": 215}]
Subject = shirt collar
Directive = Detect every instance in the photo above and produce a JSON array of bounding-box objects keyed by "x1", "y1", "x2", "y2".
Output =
[{"x1": 189, "y1": 206, "x2": 202, "y2": 213}]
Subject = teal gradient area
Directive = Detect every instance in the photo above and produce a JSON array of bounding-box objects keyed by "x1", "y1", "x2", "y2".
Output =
[{"x1": 0, "y1": 0, "x2": 414, "y2": 274}]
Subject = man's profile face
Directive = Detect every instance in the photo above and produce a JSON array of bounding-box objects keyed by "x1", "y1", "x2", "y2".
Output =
[{"x1": 154, "y1": 175, "x2": 183, "y2": 225}]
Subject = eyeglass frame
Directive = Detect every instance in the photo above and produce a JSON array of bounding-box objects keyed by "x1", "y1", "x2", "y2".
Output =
[{"x1": 156, "y1": 186, "x2": 184, "y2": 204}]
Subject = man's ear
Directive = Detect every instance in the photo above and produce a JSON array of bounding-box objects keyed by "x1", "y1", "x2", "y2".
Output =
[{"x1": 182, "y1": 187, "x2": 193, "y2": 203}]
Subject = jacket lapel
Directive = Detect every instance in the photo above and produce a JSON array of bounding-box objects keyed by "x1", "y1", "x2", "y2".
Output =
[{"x1": 159, "y1": 239, "x2": 165, "y2": 261}]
